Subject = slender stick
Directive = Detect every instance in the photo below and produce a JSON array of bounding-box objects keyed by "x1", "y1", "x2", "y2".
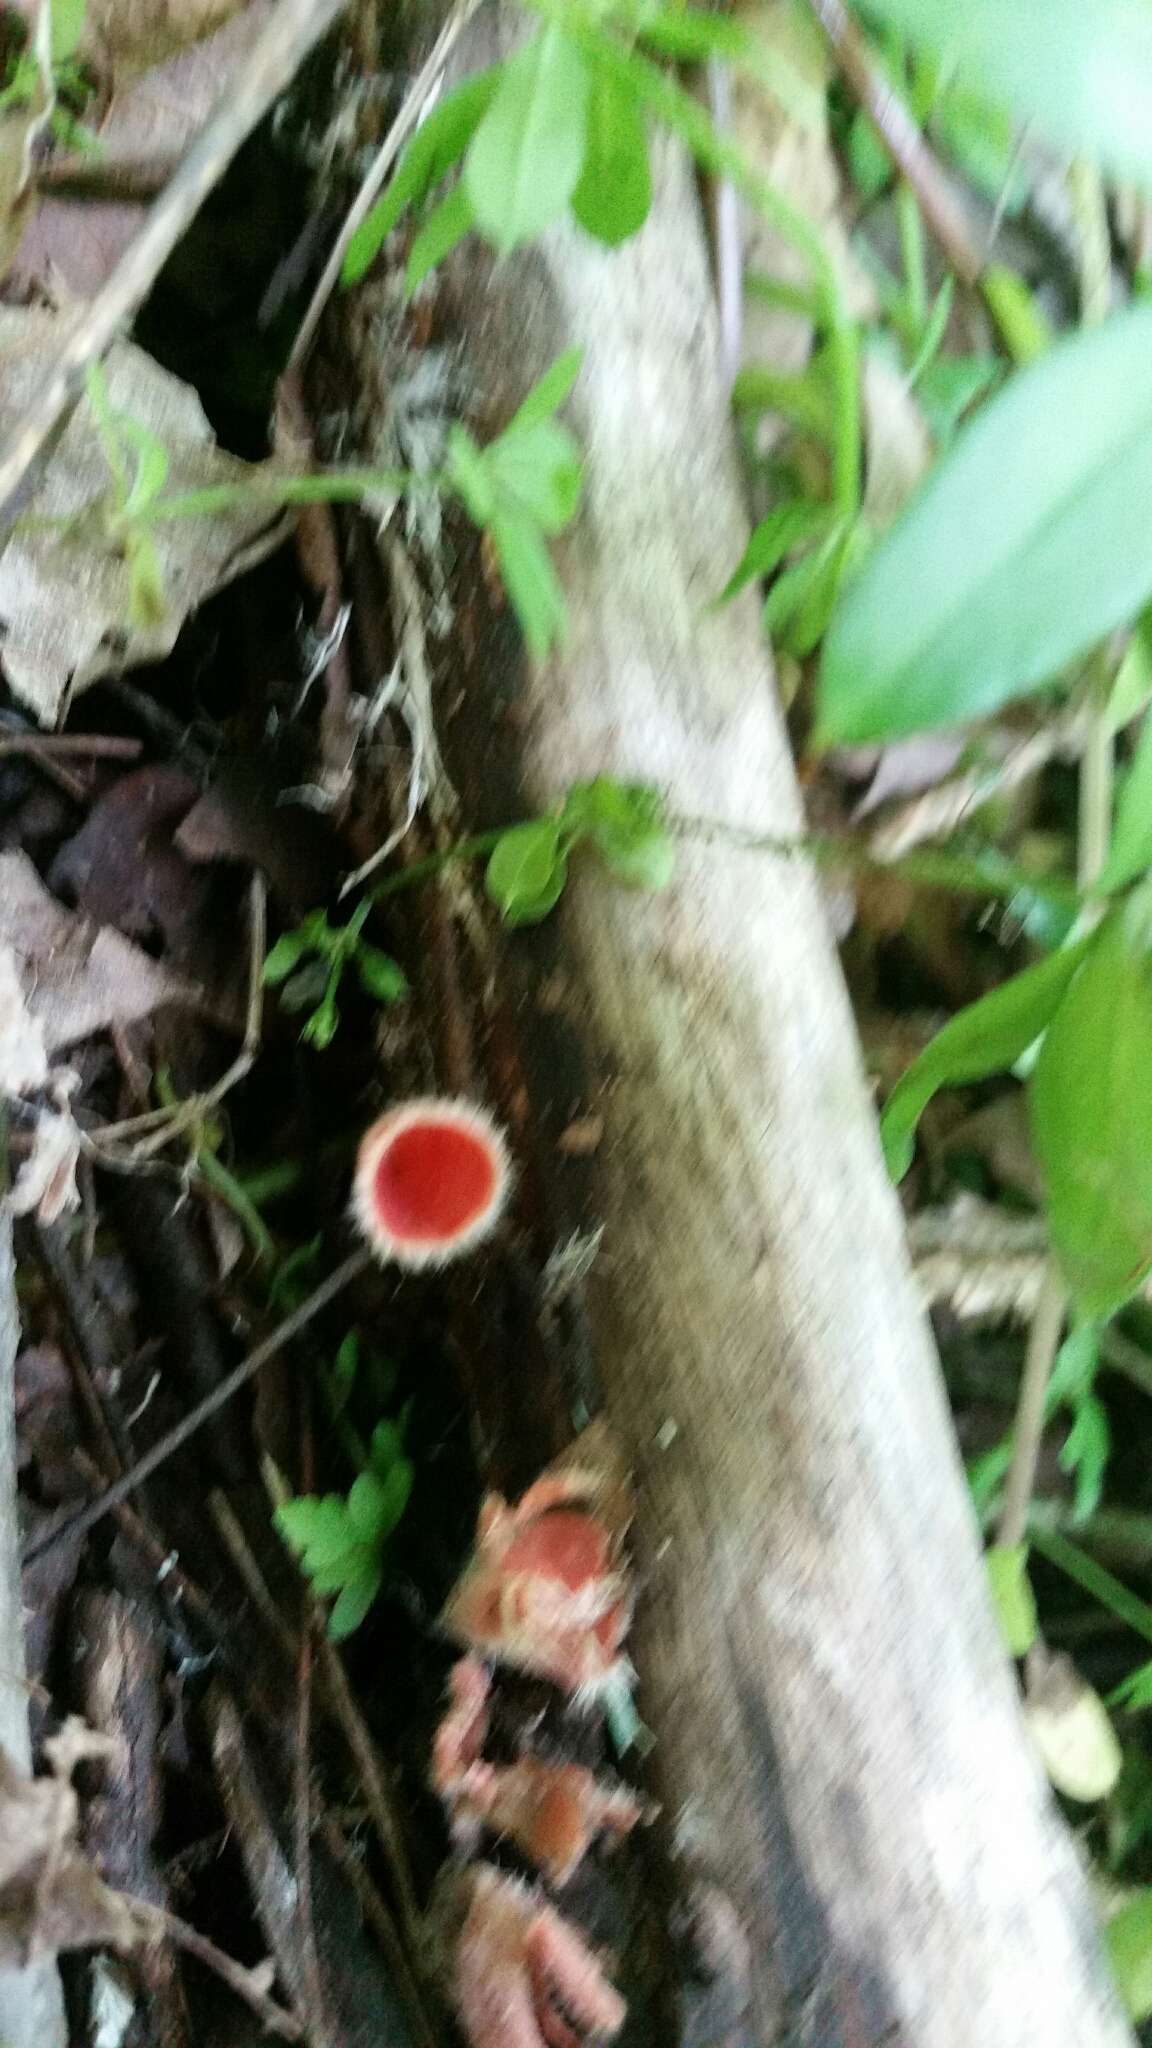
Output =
[
  {"x1": 131, "y1": 1901, "x2": 303, "y2": 2040},
  {"x1": 0, "y1": 0, "x2": 348, "y2": 519},
  {"x1": 806, "y1": 0, "x2": 983, "y2": 287},
  {"x1": 996, "y1": 1266, "x2": 1066, "y2": 1550},
  {"x1": 22, "y1": 1249, "x2": 370, "y2": 1565},
  {"x1": 289, "y1": 0, "x2": 482, "y2": 367}
]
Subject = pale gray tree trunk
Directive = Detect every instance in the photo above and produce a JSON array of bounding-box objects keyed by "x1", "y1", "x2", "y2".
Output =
[{"x1": 431, "y1": 32, "x2": 1133, "y2": 2041}]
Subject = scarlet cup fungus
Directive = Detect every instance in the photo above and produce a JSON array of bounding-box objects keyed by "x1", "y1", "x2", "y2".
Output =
[{"x1": 352, "y1": 1098, "x2": 510, "y2": 1268}]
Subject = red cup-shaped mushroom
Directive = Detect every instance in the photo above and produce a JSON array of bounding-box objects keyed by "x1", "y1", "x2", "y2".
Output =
[{"x1": 353, "y1": 1098, "x2": 511, "y2": 1269}]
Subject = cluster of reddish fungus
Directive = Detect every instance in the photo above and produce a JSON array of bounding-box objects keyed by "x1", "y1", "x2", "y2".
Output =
[
  {"x1": 434, "y1": 1434, "x2": 642, "y2": 2048},
  {"x1": 350, "y1": 1103, "x2": 640, "y2": 2043}
]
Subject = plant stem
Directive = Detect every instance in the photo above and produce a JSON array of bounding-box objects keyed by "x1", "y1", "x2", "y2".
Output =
[
  {"x1": 897, "y1": 179, "x2": 927, "y2": 335},
  {"x1": 138, "y1": 467, "x2": 426, "y2": 524},
  {"x1": 1028, "y1": 1524, "x2": 1152, "y2": 1652},
  {"x1": 997, "y1": 1265, "x2": 1067, "y2": 1550}
]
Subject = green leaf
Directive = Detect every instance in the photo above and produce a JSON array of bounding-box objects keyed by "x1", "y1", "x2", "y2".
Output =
[
  {"x1": 847, "y1": 111, "x2": 891, "y2": 200},
  {"x1": 1099, "y1": 713, "x2": 1152, "y2": 895},
  {"x1": 1106, "y1": 1889, "x2": 1152, "y2": 2021},
  {"x1": 301, "y1": 990, "x2": 340, "y2": 1049},
  {"x1": 1107, "y1": 612, "x2": 1152, "y2": 733},
  {"x1": 714, "y1": 500, "x2": 830, "y2": 608},
  {"x1": 765, "y1": 532, "x2": 846, "y2": 656},
  {"x1": 504, "y1": 348, "x2": 583, "y2": 434},
  {"x1": 486, "y1": 818, "x2": 567, "y2": 923},
  {"x1": 347, "y1": 1470, "x2": 394, "y2": 1537},
  {"x1": 486, "y1": 419, "x2": 582, "y2": 533},
  {"x1": 328, "y1": 1567, "x2": 382, "y2": 1640},
  {"x1": 490, "y1": 510, "x2": 568, "y2": 660},
  {"x1": 880, "y1": 934, "x2": 1095, "y2": 1180},
  {"x1": 1031, "y1": 900, "x2": 1152, "y2": 1317},
  {"x1": 405, "y1": 181, "x2": 475, "y2": 293},
  {"x1": 817, "y1": 306, "x2": 1152, "y2": 744},
  {"x1": 1046, "y1": 1322, "x2": 1100, "y2": 1413},
  {"x1": 126, "y1": 534, "x2": 167, "y2": 630},
  {"x1": 564, "y1": 779, "x2": 674, "y2": 890},
  {"x1": 275, "y1": 1496, "x2": 354, "y2": 1569},
  {"x1": 49, "y1": 0, "x2": 87, "y2": 64},
  {"x1": 1111, "y1": 1659, "x2": 1152, "y2": 1713},
  {"x1": 860, "y1": 0, "x2": 1152, "y2": 192},
  {"x1": 263, "y1": 927, "x2": 315, "y2": 984},
  {"x1": 330, "y1": 1332, "x2": 358, "y2": 1413},
  {"x1": 986, "y1": 1544, "x2": 1038, "y2": 1658},
  {"x1": 635, "y1": 6, "x2": 823, "y2": 126},
  {"x1": 1060, "y1": 1394, "x2": 1111, "y2": 1524},
  {"x1": 464, "y1": 25, "x2": 589, "y2": 256},
  {"x1": 356, "y1": 946, "x2": 408, "y2": 1002},
  {"x1": 342, "y1": 67, "x2": 501, "y2": 284},
  {"x1": 115, "y1": 417, "x2": 170, "y2": 519},
  {"x1": 446, "y1": 423, "x2": 496, "y2": 527},
  {"x1": 732, "y1": 362, "x2": 836, "y2": 444},
  {"x1": 914, "y1": 353, "x2": 999, "y2": 445},
  {"x1": 571, "y1": 58, "x2": 652, "y2": 247},
  {"x1": 368, "y1": 1418, "x2": 406, "y2": 1474}
]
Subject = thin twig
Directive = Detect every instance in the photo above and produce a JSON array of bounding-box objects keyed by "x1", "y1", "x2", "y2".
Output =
[
  {"x1": 806, "y1": 0, "x2": 984, "y2": 288},
  {"x1": 0, "y1": 734, "x2": 142, "y2": 762},
  {"x1": 22, "y1": 1249, "x2": 371, "y2": 1566},
  {"x1": 996, "y1": 1264, "x2": 1066, "y2": 1551},
  {"x1": 131, "y1": 1900, "x2": 303, "y2": 2041},
  {"x1": 316, "y1": 1636, "x2": 423, "y2": 1948},
  {"x1": 0, "y1": 0, "x2": 348, "y2": 520},
  {"x1": 289, "y1": 0, "x2": 482, "y2": 369}
]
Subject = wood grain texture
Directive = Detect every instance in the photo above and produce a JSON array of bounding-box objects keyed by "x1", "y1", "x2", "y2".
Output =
[{"x1": 440, "y1": 30, "x2": 1133, "y2": 2041}]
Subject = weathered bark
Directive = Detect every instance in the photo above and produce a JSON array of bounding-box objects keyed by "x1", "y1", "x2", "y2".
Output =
[
  {"x1": 0, "y1": 1210, "x2": 66, "y2": 2048},
  {"x1": 428, "y1": 42, "x2": 1131, "y2": 2048}
]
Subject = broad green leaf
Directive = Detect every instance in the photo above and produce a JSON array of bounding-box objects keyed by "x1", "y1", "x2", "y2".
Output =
[
  {"x1": 370, "y1": 1457, "x2": 413, "y2": 1539},
  {"x1": 446, "y1": 423, "x2": 496, "y2": 527},
  {"x1": 914, "y1": 353, "x2": 999, "y2": 445},
  {"x1": 405, "y1": 181, "x2": 475, "y2": 293},
  {"x1": 368, "y1": 1417, "x2": 406, "y2": 1475},
  {"x1": 860, "y1": 0, "x2": 1152, "y2": 192},
  {"x1": 1112, "y1": 1659, "x2": 1152, "y2": 1712},
  {"x1": 880, "y1": 933, "x2": 1095, "y2": 1180},
  {"x1": 732, "y1": 363, "x2": 836, "y2": 444},
  {"x1": 464, "y1": 26, "x2": 589, "y2": 255},
  {"x1": 342, "y1": 67, "x2": 500, "y2": 284},
  {"x1": 1107, "y1": 1889, "x2": 1152, "y2": 2021},
  {"x1": 986, "y1": 1545, "x2": 1038, "y2": 1658},
  {"x1": 487, "y1": 419, "x2": 582, "y2": 533},
  {"x1": 490, "y1": 510, "x2": 568, "y2": 659},
  {"x1": 486, "y1": 818, "x2": 566, "y2": 922},
  {"x1": 572, "y1": 59, "x2": 652, "y2": 247},
  {"x1": 328, "y1": 1567, "x2": 382, "y2": 1639},
  {"x1": 356, "y1": 946, "x2": 408, "y2": 1001},
  {"x1": 1046, "y1": 1322, "x2": 1100, "y2": 1414},
  {"x1": 1099, "y1": 712, "x2": 1152, "y2": 894},
  {"x1": 714, "y1": 500, "x2": 830, "y2": 608},
  {"x1": 504, "y1": 348, "x2": 583, "y2": 434},
  {"x1": 817, "y1": 307, "x2": 1152, "y2": 745},
  {"x1": 1031, "y1": 900, "x2": 1152, "y2": 1316},
  {"x1": 330, "y1": 1332, "x2": 358, "y2": 1413}
]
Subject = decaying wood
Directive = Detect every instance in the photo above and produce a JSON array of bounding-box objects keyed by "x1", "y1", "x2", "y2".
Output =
[
  {"x1": 0, "y1": 1209, "x2": 66, "y2": 2048},
  {"x1": 418, "y1": 28, "x2": 1130, "y2": 2048}
]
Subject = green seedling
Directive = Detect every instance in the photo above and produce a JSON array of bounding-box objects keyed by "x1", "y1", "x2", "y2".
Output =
[
  {"x1": 263, "y1": 901, "x2": 407, "y2": 1050},
  {"x1": 275, "y1": 1418, "x2": 413, "y2": 1639},
  {"x1": 484, "y1": 776, "x2": 675, "y2": 925}
]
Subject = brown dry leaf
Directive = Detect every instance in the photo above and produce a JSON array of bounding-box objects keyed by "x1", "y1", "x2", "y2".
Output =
[
  {"x1": 0, "y1": 1722, "x2": 140, "y2": 1965},
  {"x1": 0, "y1": 849, "x2": 196, "y2": 1049},
  {"x1": 13, "y1": 3, "x2": 275, "y2": 298},
  {"x1": 0, "y1": 309, "x2": 287, "y2": 723}
]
